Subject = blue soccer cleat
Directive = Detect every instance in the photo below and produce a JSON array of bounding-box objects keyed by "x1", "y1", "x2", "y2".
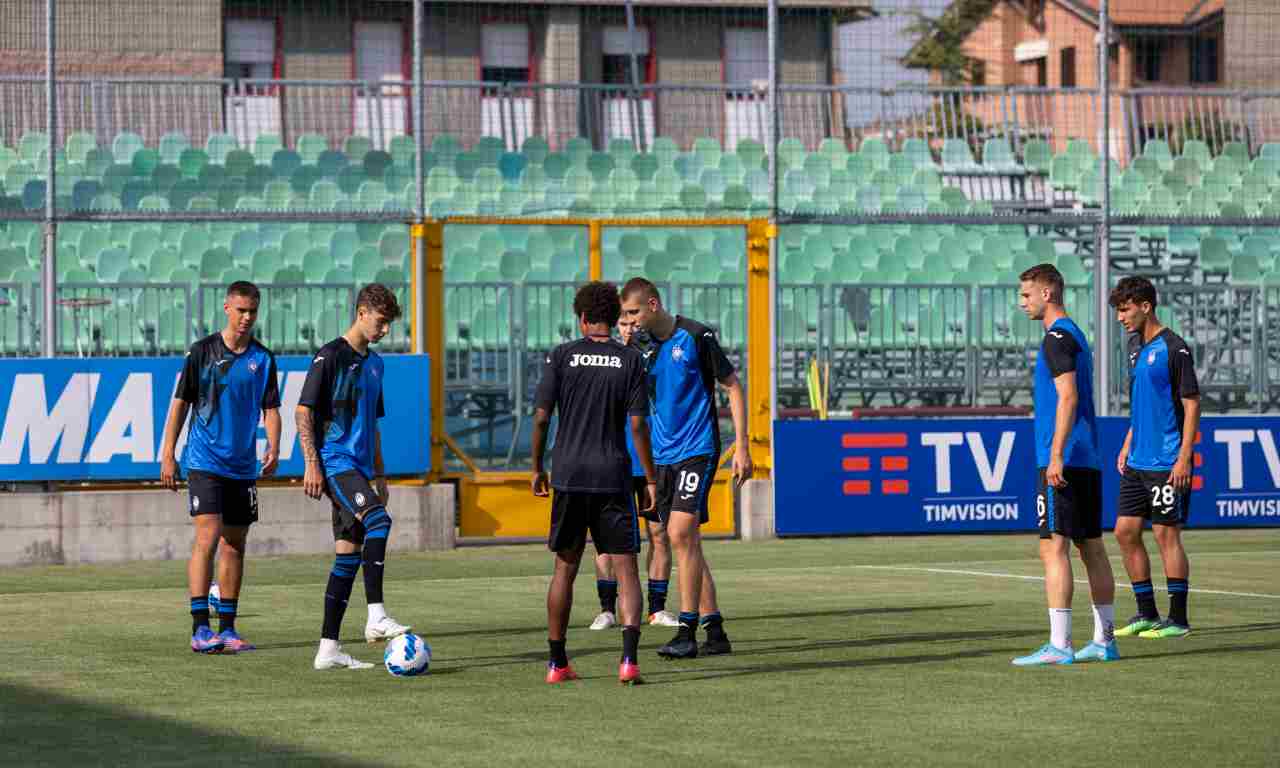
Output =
[
  {"x1": 1073, "y1": 641, "x2": 1120, "y2": 663},
  {"x1": 1011, "y1": 642, "x2": 1074, "y2": 667},
  {"x1": 190, "y1": 625, "x2": 225, "y2": 654}
]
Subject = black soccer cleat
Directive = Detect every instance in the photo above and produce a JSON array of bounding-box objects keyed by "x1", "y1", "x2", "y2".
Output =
[
  {"x1": 657, "y1": 628, "x2": 699, "y2": 659},
  {"x1": 700, "y1": 628, "x2": 732, "y2": 656}
]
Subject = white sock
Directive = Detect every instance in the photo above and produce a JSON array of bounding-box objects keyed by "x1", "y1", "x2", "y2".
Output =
[
  {"x1": 1049, "y1": 608, "x2": 1072, "y2": 650},
  {"x1": 318, "y1": 638, "x2": 339, "y2": 656},
  {"x1": 1092, "y1": 603, "x2": 1115, "y2": 644},
  {"x1": 367, "y1": 603, "x2": 387, "y2": 624}
]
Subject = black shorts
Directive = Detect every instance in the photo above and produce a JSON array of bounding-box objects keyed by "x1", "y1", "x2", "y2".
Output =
[
  {"x1": 549, "y1": 490, "x2": 640, "y2": 555},
  {"x1": 1036, "y1": 467, "x2": 1102, "y2": 541},
  {"x1": 1117, "y1": 467, "x2": 1191, "y2": 526},
  {"x1": 187, "y1": 469, "x2": 258, "y2": 527},
  {"x1": 655, "y1": 454, "x2": 717, "y2": 526},
  {"x1": 632, "y1": 476, "x2": 659, "y2": 523},
  {"x1": 325, "y1": 470, "x2": 384, "y2": 543}
]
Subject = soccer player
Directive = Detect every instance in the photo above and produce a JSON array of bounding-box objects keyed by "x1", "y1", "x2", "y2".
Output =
[
  {"x1": 1011, "y1": 265, "x2": 1118, "y2": 666},
  {"x1": 1110, "y1": 276, "x2": 1200, "y2": 639},
  {"x1": 297, "y1": 284, "x2": 411, "y2": 671},
  {"x1": 589, "y1": 315, "x2": 678, "y2": 631},
  {"x1": 620, "y1": 278, "x2": 752, "y2": 659},
  {"x1": 159, "y1": 280, "x2": 281, "y2": 655},
  {"x1": 532, "y1": 281, "x2": 657, "y2": 685}
]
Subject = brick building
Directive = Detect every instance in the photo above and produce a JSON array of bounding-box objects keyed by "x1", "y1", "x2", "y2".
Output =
[{"x1": 0, "y1": 0, "x2": 872, "y2": 152}]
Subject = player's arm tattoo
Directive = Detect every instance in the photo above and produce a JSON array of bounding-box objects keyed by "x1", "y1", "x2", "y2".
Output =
[{"x1": 296, "y1": 405, "x2": 320, "y2": 464}]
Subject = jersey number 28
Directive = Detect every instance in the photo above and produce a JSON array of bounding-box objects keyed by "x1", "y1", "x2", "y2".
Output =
[{"x1": 1150, "y1": 484, "x2": 1175, "y2": 509}]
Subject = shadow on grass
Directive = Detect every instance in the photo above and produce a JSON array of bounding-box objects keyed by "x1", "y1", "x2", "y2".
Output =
[
  {"x1": 1122, "y1": 641, "x2": 1280, "y2": 661},
  {"x1": 726, "y1": 603, "x2": 995, "y2": 624},
  {"x1": 0, "y1": 682, "x2": 382, "y2": 767},
  {"x1": 638, "y1": 647, "x2": 1002, "y2": 686},
  {"x1": 1193, "y1": 622, "x2": 1280, "y2": 636}
]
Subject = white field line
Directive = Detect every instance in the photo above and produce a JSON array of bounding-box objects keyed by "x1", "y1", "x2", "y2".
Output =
[{"x1": 854, "y1": 564, "x2": 1280, "y2": 600}]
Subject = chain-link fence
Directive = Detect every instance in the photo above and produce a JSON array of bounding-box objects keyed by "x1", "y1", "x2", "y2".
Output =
[{"x1": 5, "y1": 0, "x2": 1280, "y2": 415}]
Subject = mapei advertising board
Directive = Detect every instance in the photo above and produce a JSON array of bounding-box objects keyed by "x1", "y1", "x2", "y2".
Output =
[
  {"x1": 0, "y1": 355, "x2": 430, "y2": 481},
  {"x1": 775, "y1": 417, "x2": 1280, "y2": 535}
]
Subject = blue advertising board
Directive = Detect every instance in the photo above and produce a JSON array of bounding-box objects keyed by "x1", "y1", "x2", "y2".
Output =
[
  {"x1": 0, "y1": 354, "x2": 430, "y2": 481},
  {"x1": 775, "y1": 417, "x2": 1280, "y2": 535}
]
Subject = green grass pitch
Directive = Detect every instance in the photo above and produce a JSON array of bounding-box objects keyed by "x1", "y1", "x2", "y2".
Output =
[{"x1": 1, "y1": 531, "x2": 1277, "y2": 767}]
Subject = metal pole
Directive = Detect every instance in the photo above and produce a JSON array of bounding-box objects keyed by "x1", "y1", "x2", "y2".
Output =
[
  {"x1": 767, "y1": 0, "x2": 779, "y2": 425},
  {"x1": 41, "y1": 0, "x2": 57, "y2": 358},
  {"x1": 413, "y1": 0, "x2": 425, "y2": 220},
  {"x1": 624, "y1": 0, "x2": 645, "y2": 152},
  {"x1": 1096, "y1": 0, "x2": 1111, "y2": 416}
]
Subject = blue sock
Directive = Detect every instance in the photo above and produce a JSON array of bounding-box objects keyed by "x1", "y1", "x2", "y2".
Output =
[
  {"x1": 323, "y1": 554, "x2": 361, "y2": 640},
  {"x1": 700, "y1": 611, "x2": 723, "y2": 629},
  {"x1": 597, "y1": 579, "x2": 618, "y2": 614},
  {"x1": 190, "y1": 597, "x2": 210, "y2": 633},
  {"x1": 361, "y1": 508, "x2": 392, "y2": 605},
  {"x1": 1133, "y1": 579, "x2": 1158, "y2": 619},
  {"x1": 1167, "y1": 578, "x2": 1189, "y2": 626},
  {"x1": 678, "y1": 611, "x2": 699, "y2": 633},
  {"x1": 647, "y1": 579, "x2": 668, "y2": 614},
  {"x1": 218, "y1": 598, "x2": 238, "y2": 633}
]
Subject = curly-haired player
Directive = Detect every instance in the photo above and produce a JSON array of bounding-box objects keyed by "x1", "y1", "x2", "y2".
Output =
[{"x1": 532, "y1": 281, "x2": 657, "y2": 685}]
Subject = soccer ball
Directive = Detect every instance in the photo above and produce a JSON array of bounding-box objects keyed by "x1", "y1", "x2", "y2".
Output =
[
  {"x1": 207, "y1": 583, "x2": 221, "y2": 613},
  {"x1": 384, "y1": 632, "x2": 431, "y2": 677}
]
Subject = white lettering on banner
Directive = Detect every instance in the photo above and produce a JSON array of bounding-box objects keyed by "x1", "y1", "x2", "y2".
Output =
[
  {"x1": 275, "y1": 371, "x2": 307, "y2": 461},
  {"x1": 568, "y1": 353, "x2": 622, "y2": 369},
  {"x1": 0, "y1": 373, "x2": 100, "y2": 464},
  {"x1": 923, "y1": 503, "x2": 1019, "y2": 522},
  {"x1": 87, "y1": 373, "x2": 155, "y2": 463},
  {"x1": 1216, "y1": 498, "x2": 1280, "y2": 517},
  {"x1": 920, "y1": 431, "x2": 1015, "y2": 493},
  {"x1": 967, "y1": 432, "x2": 1015, "y2": 492},
  {"x1": 1256, "y1": 430, "x2": 1280, "y2": 488},
  {"x1": 920, "y1": 432, "x2": 963, "y2": 492},
  {"x1": 1215, "y1": 429, "x2": 1254, "y2": 489}
]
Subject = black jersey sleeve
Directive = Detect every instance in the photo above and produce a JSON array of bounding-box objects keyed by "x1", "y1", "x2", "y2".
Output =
[
  {"x1": 298, "y1": 347, "x2": 336, "y2": 421},
  {"x1": 175, "y1": 342, "x2": 202, "y2": 403},
  {"x1": 1041, "y1": 330, "x2": 1080, "y2": 377},
  {"x1": 626, "y1": 351, "x2": 648, "y2": 415},
  {"x1": 1126, "y1": 332, "x2": 1141, "y2": 399},
  {"x1": 261, "y1": 352, "x2": 281, "y2": 410},
  {"x1": 533, "y1": 347, "x2": 559, "y2": 414},
  {"x1": 376, "y1": 391, "x2": 386, "y2": 418},
  {"x1": 1167, "y1": 334, "x2": 1200, "y2": 398},
  {"x1": 693, "y1": 324, "x2": 735, "y2": 383}
]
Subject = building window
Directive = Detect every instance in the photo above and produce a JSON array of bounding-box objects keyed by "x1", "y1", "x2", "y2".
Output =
[
  {"x1": 725, "y1": 27, "x2": 768, "y2": 93},
  {"x1": 224, "y1": 19, "x2": 276, "y2": 89},
  {"x1": 1036, "y1": 58, "x2": 1047, "y2": 87},
  {"x1": 968, "y1": 58, "x2": 986, "y2": 86},
  {"x1": 481, "y1": 23, "x2": 530, "y2": 88},
  {"x1": 602, "y1": 25, "x2": 652, "y2": 86},
  {"x1": 1191, "y1": 36, "x2": 1219, "y2": 84},
  {"x1": 1134, "y1": 37, "x2": 1163, "y2": 82},
  {"x1": 1060, "y1": 46, "x2": 1076, "y2": 87}
]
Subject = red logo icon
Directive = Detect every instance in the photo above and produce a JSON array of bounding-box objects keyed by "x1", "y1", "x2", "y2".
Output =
[{"x1": 841, "y1": 433, "x2": 910, "y2": 495}]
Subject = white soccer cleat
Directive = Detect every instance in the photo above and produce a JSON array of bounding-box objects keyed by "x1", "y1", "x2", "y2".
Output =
[
  {"x1": 314, "y1": 645, "x2": 374, "y2": 670},
  {"x1": 589, "y1": 611, "x2": 617, "y2": 631},
  {"x1": 648, "y1": 610, "x2": 680, "y2": 627},
  {"x1": 365, "y1": 616, "x2": 412, "y2": 643}
]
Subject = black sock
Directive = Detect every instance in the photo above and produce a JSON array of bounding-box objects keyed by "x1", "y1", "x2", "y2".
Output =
[
  {"x1": 678, "y1": 611, "x2": 699, "y2": 636},
  {"x1": 700, "y1": 611, "x2": 724, "y2": 636},
  {"x1": 1133, "y1": 579, "x2": 1159, "y2": 619},
  {"x1": 622, "y1": 626, "x2": 641, "y2": 664},
  {"x1": 597, "y1": 579, "x2": 618, "y2": 614},
  {"x1": 1167, "y1": 578, "x2": 1189, "y2": 626},
  {"x1": 549, "y1": 639, "x2": 568, "y2": 668},
  {"x1": 190, "y1": 597, "x2": 210, "y2": 634},
  {"x1": 647, "y1": 579, "x2": 668, "y2": 615},
  {"x1": 322, "y1": 554, "x2": 361, "y2": 640},
  {"x1": 218, "y1": 598, "x2": 238, "y2": 633},
  {"x1": 361, "y1": 509, "x2": 392, "y2": 605}
]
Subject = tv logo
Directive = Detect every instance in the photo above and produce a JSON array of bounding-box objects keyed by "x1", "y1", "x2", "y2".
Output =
[
  {"x1": 920, "y1": 432, "x2": 1016, "y2": 493},
  {"x1": 1214, "y1": 429, "x2": 1280, "y2": 490}
]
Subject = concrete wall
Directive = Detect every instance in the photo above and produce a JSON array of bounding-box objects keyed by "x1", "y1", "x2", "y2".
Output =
[
  {"x1": 1, "y1": 484, "x2": 456, "y2": 567},
  {"x1": 1225, "y1": 0, "x2": 1280, "y2": 90}
]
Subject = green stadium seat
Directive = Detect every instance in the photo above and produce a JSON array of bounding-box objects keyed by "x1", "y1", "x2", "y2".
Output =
[
  {"x1": 1021, "y1": 139, "x2": 1052, "y2": 174},
  {"x1": 735, "y1": 138, "x2": 765, "y2": 171},
  {"x1": 1181, "y1": 139, "x2": 1211, "y2": 171},
  {"x1": 982, "y1": 138, "x2": 1023, "y2": 173},
  {"x1": 942, "y1": 139, "x2": 981, "y2": 173}
]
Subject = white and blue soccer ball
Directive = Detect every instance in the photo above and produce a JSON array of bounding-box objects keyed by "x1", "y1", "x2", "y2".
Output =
[{"x1": 384, "y1": 632, "x2": 431, "y2": 677}]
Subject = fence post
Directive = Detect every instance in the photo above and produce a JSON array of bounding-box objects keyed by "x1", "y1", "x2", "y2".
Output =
[
  {"x1": 41, "y1": 0, "x2": 57, "y2": 358},
  {"x1": 1096, "y1": 0, "x2": 1112, "y2": 417},
  {"x1": 413, "y1": 0, "x2": 425, "y2": 219},
  {"x1": 747, "y1": 219, "x2": 774, "y2": 478},
  {"x1": 414, "y1": 221, "x2": 446, "y2": 480},
  {"x1": 588, "y1": 220, "x2": 602, "y2": 281}
]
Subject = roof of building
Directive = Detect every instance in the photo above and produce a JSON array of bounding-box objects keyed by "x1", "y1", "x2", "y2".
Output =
[
  {"x1": 1059, "y1": 0, "x2": 1224, "y2": 27},
  {"x1": 382, "y1": 0, "x2": 872, "y2": 7}
]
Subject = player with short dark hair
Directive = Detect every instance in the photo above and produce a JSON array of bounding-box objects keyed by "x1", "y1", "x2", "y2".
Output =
[
  {"x1": 1109, "y1": 277, "x2": 1200, "y2": 639},
  {"x1": 297, "y1": 283, "x2": 411, "y2": 671},
  {"x1": 1012, "y1": 264, "x2": 1118, "y2": 666},
  {"x1": 620, "y1": 277, "x2": 752, "y2": 659},
  {"x1": 532, "y1": 281, "x2": 657, "y2": 685},
  {"x1": 160, "y1": 280, "x2": 281, "y2": 655}
]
